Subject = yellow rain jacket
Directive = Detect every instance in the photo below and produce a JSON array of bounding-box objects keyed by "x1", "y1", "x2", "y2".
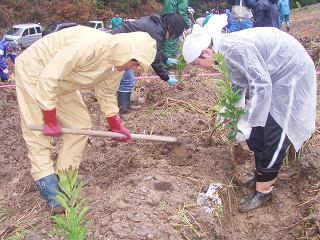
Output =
[{"x1": 15, "y1": 26, "x2": 156, "y2": 181}]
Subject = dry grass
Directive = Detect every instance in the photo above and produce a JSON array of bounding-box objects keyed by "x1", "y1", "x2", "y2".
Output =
[
  {"x1": 0, "y1": 204, "x2": 45, "y2": 240},
  {"x1": 171, "y1": 203, "x2": 207, "y2": 240}
]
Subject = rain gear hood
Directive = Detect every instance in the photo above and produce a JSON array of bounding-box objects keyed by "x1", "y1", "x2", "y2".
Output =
[{"x1": 110, "y1": 32, "x2": 156, "y2": 71}]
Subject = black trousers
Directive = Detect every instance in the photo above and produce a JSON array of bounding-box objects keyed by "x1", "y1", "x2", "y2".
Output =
[{"x1": 246, "y1": 114, "x2": 291, "y2": 182}]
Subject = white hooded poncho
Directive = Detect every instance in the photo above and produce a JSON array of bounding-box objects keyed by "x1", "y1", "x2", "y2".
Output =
[
  {"x1": 217, "y1": 27, "x2": 316, "y2": 150},
  {"x1": 183, "y1": 16, "x2": 317, "y2": 151}
]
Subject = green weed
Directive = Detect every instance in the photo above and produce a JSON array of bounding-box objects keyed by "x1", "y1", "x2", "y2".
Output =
[
  {"x1": 52, "y1": 169, "x2": 90, "y2": 240},
  {"x1": 176, "y1": 55, "x2": 187, "y2": 81},
  {"x1": 214, "y1": 205, "x2": 224, "y2": 227},
  {"x1": 3, "y1": 230, "x2": 29, "y2": 240}
]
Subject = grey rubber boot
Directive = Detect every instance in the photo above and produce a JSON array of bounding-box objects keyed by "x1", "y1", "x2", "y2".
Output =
[{"x1": 239, "y1": 191, "x2": 273, "y2": 212}]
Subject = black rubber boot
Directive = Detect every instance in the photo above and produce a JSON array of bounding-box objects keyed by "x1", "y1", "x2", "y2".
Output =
[
  {"x1": 287, "y1": 26, "x2": 290, "y2": 32},
  {"x1": 239, "y1": 191, "x2": 272, "y2": 212},
  {"x1": 242, "y1": 175, "x2": 256, "y2": 190},
  {"x1": 117, "y1": 91, "x2": 131, "y2": 114}
]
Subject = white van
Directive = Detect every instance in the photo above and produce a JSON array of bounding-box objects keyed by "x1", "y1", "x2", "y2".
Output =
[{"x1": 4, "y1": 23, "x2": 43, "y2": 49}]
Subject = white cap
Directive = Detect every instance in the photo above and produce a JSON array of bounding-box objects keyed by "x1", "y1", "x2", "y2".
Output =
[
  {"x1": 183, "y1": 14, "x2": 228, "y2": 63},
  {"x1": 183, "y1": 24, "x2": 211, "y2": 63}
]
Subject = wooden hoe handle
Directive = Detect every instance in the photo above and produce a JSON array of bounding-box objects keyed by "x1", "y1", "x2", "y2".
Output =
[{"x1": 29, "y1": 125, "x2": 178, "y2": 143}]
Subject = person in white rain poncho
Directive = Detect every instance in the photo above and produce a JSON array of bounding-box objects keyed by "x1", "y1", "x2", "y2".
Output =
[{"x1": 183, "y1": 14, "x2": 317, "y2": 212}]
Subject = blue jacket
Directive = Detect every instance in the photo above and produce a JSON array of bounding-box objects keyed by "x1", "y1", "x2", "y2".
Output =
[
  {"x1": 277, "y1": 0, "x2": 290, "y2": 16},
  {"x1": 0, "y1": 40, "x2": 16, "y2": 70},
  {"x1": 253, "y1": 0, "x2": 280, "y2": 28}
]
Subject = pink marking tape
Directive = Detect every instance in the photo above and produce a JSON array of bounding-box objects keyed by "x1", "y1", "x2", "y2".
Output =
[{"x1": 0, "y1": 71, "x2": 319, "y2": 89}]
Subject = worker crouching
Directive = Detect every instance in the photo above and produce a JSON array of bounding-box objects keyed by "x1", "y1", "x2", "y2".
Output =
[{"x1": 15, "y1": 26, "x2": 156, "y2": 209}]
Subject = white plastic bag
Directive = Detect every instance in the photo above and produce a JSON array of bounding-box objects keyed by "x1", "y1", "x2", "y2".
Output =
[{"x1": 197, "y1": 183, "x2": 223, "y2": 214}]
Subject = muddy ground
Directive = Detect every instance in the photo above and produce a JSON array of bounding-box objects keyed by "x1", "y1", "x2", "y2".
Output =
[{"x1": 0, "y1": 5, "x2": 320, "y2": 240}]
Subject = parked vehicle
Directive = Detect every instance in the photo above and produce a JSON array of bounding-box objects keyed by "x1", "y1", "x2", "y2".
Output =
[
  {"x1": 42, "y1": 21, "x2": 77, "y2": 37},
  {"x1": 87, "y1": 21, "x2": 106, "y2": 32},
  {"x1": 4, "y1": 23, "x2": 43, "y2": 49}
]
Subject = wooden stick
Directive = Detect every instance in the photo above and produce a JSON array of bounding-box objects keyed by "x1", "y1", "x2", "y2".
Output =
[{"x1": 29, "y1": 125, "x2": 178, "y2": 143}]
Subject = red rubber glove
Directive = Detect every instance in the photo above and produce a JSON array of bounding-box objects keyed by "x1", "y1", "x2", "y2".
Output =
[
  {"x1": 107, "y1": 114, "x2": 132, "y2": 143},
  {"x1": 42, "y1": 109, "x2": 62, "y2": 137}
]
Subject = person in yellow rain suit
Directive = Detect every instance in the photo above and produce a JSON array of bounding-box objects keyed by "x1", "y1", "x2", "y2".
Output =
[{"x1": 15, "y1": 26, "x2": 156, "y2": 209}]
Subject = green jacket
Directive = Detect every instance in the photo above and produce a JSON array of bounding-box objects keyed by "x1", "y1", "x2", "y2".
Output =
[
  {"x1": 162, "y1": 0, "x2": 190, "y2": 28},
  {"x1": 109, "y1": 17, "x2": 124, "y2": 30}
]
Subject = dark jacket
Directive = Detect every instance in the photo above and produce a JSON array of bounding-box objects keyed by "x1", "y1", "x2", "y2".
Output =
[
  {"x1": 253, "y1": 0, "x2": 280, "y2": 28},
  {"x1": 112, "y1": 16, "x2": 169, "y2": 81}
]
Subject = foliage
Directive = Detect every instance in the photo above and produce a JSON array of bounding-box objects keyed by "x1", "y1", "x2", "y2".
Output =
[
  {"x1": 96, "y1": 0, "x2": 162, "y2": 16},
  {"x1": 290, "y1": 0, "x2": 320, "y2": 8},
  {"x1": 176, "y1": 55, "x2": 186, "y2": 80},
  {"x1": 0, "y1": 0, "x2": 96, "y2": 29},
  {"x1": 214, "y1": 53, "x2": 245, "y2": 141},
  {"x1": 175, "y1": 43, "x2": 187, "y2": 80},
  {"x1": 52, "y1": 169, "x2": 90, "y2": 240},
  {"x1": 0, "y1": 0, "x2": 162, "y2": 29},
  {"x1": 299, "y1": 0, "x2": 320, "y2": 7},
  {"x1": 189, "y1": 0, "x2": 227, "y2": 17},
  {"x1": 1, "y1": 0, "x2": 319, "y2": 30}
]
